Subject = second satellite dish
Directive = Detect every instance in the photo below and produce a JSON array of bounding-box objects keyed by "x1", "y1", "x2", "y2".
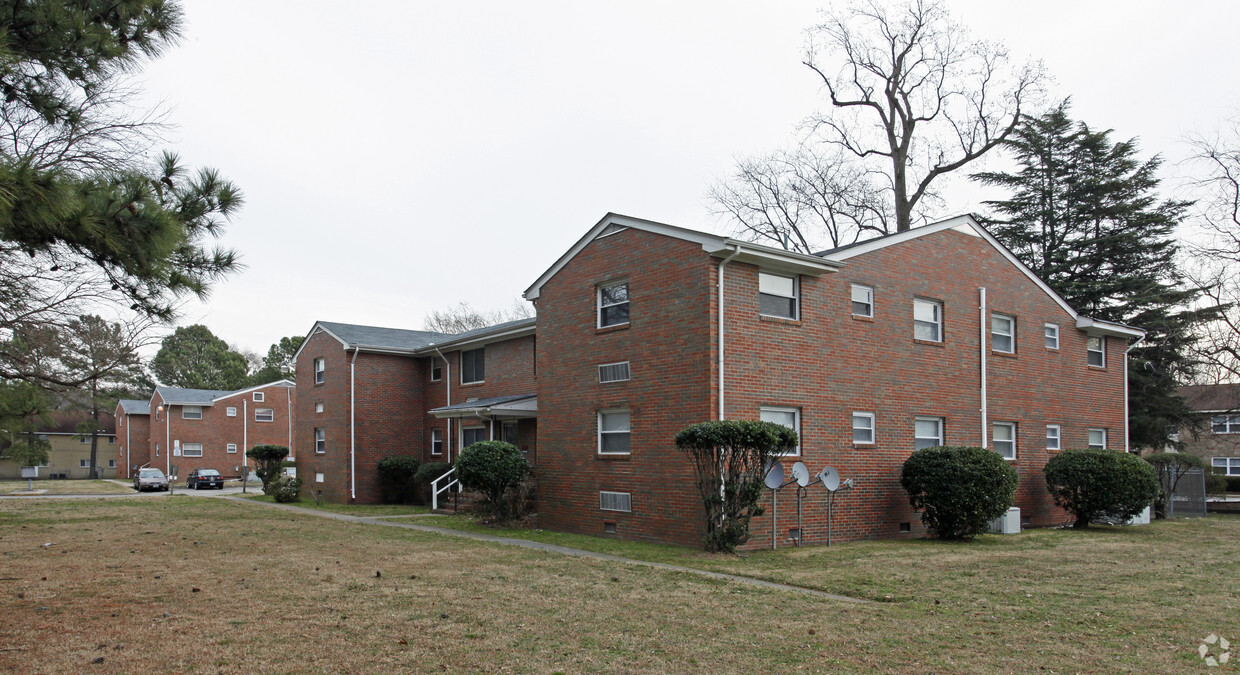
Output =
[
  {"x1": 764, "y1": 461, "x2": 785, "y2": 489},
  {"x1": 818, "y1": 466, "x2": 841, "y2": 491},
  {"x1": 792, "y1": 462, "x2": 811, "y2": 487}
]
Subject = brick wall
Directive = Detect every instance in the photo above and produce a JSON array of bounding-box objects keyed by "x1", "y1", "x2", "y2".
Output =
[
  {"x1": 115, "y1": 410, "x2": 150, "y2": 479},
  {"x1": 295, "y1": 329, "x2": 355, "y2": 503}
]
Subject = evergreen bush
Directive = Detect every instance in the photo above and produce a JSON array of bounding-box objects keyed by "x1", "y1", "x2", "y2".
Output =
[
  {"x1": 900, "y1": 446, "x2": 1018, "y2": 540},
  {"x1": 376, "y1": 455, "x2": 421, "y2": 504},
  {"x1": 271, "y1": 475, "x2": 302, "y2": 503},
  {"x1": 455, "y1": 441, "x2": 529, "y2": 519},
  {"x1": 1046, "y1": 449, "x2": 1158, "y2": 527}
]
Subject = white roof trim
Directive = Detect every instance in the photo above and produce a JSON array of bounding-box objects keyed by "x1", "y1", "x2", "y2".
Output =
[
  {"x1": 211, "y1": 380, "x2": 295, "y2": 403},
  {"x1": 415, "y1": 323, "x2": 537, "y2": 355},
  {"x1": 292, "y1": 324, "x2": 346, "y2": 365}
]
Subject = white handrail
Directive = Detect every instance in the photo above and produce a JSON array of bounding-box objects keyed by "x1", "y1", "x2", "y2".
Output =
[{"x1": 431, "y1": 467, "x2": 459, "y2": 510}]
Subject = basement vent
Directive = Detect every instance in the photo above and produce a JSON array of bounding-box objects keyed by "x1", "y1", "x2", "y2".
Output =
[
  {"x1": 600, "y1": 491, "x2": 632, "y2": 512},
  {"x1": 598, "y1": 361, "x2": 631, "y2": 383}
]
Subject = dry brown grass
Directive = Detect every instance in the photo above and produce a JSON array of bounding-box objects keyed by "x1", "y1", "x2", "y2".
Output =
[
  {"x1": 0, "y1": 480, "x2": 135, "y2": 496},
  {"x1": 0, "y1": 497, "x2": 1235, "y2": 673}
]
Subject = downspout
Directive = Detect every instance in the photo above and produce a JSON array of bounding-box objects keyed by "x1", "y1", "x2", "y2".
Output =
[
  {"x1": 1124, "y1": 335, "x2": 1146, "y2": 452},
  {"x1": 434, "y1": 346, "x2": 452, "y2": 463},
  {"x1": 350, "y1": 348, "x2": 359, "y2": 500},
  {"x1": 979, "y1": 288, "x2": 988, "y2": 448},
  {"x1": 164, "y1": 404, "x2": 170, "y2": 476},
  {"x1": 717, "y1": 247, "x2": 741, "y2": 421},
  {"x1": 286, "y1": 386, "x2": 293, "y2": 459},
  {"x1": 125, "y1": 413, "x2": 130, "y2": 478},
  {"x1": 243, "y1": 399, "x2": 248, "y2": 475}
]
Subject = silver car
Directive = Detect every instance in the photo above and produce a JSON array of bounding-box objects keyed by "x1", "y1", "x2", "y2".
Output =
[{"x1": 133, "y1": 468, "x2": 169, "y2": 492}]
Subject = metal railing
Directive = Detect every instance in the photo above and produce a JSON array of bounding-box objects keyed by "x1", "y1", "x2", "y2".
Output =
[{"x1": 431, "y1": 467, "x2": 460, "y2": 511}]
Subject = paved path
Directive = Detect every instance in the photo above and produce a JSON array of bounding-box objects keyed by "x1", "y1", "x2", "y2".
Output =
[{"x1": 225, "y1": 496, "x2": 871, "y2": 604}]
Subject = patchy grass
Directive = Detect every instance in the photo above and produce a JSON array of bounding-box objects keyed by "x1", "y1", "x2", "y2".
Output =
[
  {"x1": 0, "y1": 498, "x2": 1235, "y2": 673},
  {"x1": 0, "y1": 479, "x2": 135, "y2": 495},
  {"x1": 237, "y1": 493, "x2": 431, "y2": 517}
]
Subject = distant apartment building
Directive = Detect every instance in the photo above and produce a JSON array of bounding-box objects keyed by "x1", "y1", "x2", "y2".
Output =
[{"x1": 0, "y1": 411, "x2": 118, "y2": 479}]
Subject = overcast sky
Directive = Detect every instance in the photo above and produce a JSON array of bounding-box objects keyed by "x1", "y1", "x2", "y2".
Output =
[{"x1": 138, "y1": 0, "x2": 1240, "y2": 356}]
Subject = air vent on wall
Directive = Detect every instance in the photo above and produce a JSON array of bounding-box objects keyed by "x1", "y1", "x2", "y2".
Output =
[
  {"x1": 598, "y1": 361, "x2": 631, "y2": 383},
  {"x1": 600, "y1": 491, "x2": 632, "y2": 512}
]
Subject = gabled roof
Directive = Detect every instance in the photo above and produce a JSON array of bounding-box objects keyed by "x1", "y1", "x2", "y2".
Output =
[
  {"x1": 155, "y1": 386, "x2": 237, "y2": 406},
  {"x1": 414, "y1": 317, "x2": 536, "y2": 354},
  {"x1": 1179, "y1": 383, "x2": 1240, "y2": 413},
  {"x1": 211, "y1": 380, "x2": 294, "y2": 403},
  {"x1": 820, "y1": 214, "x2": 1144, "y2": 340},
  {"x1": 118, "y1": 399, "x2": 150, "y2": 415},
  {"x1": 523, "y1": 212, "x2": 841, "y2": 300},
  {"x1": 39, "y1": 410, "x2": 116, "y2": 435}
]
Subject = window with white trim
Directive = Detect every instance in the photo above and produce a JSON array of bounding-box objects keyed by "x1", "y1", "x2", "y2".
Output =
[
  {"x1": 991, "y1": 314, "x2": 1015, "y2": 353},
  {"x1": 598, "y1": 361, "x2": 631, "y2": 383},
  {"x1": 598, "y1": 410, "x2": 631, "y2": 455},
  {"x1": 1087, "y1": 336, "x2": 1105, "y2": 367},
  {"x1": 79, "y1": 459, "x2": 92, "y2": 468},
  {"x1": 461, "y1": 348, "x2": 485, "y2": 384},
  {"x1": 462, "y1": 426, "x2": 487, "y2": 448},
  {"x1": 431, "y1": 428, "x2": 443, "y2": 456},
  {"x1": 600, "y1": 491, "x2": 632, "y2": 512},
  {"x1": 182, "y1": 443, "x2": 203, "y2": 458},
  {"x1": 992, "y1": 422, "x2": 1016, "y2": 460},
  {"x1": 1044, "y1": 323, "x2": 1060, "y2": 349},
  {"x1": 1212, "y1": 415, "x2": 1240, "y2": 434},
  {"x1": 1046, "y1": 424, "x2": 1061, "y2": 450},
  {"x1": 913, "y1": 299, "x2": 942, "y2": 342},
  {"x1": 314, "y1": 428, "x2": 325, "y2": 453},
  {"x1": 253, "y1": 391, "x2": 265, "y2": 402},
  {"x1": 315, "y1": 472, "x2": 325, "y2": 483},
  {"x1": 598, "y1": 282, "x2": 630, "y2": 328},
  {"x1": 852, "y1": 412, "x2": 875, "y2": 444},
  {"x1": 1088, "y1": 428, "x2": 1107, "y2": 448},
  {"x1": 226, "y1": 443, "x2": 238, "y2": 454},
  {"x1": 430, "y1": 358, "x2": 443, "y2": 382},
  {"x1": 107, "y1": 459, "x2": 116, "y2": 468},
  {"x1": 255, "y1": 408, "x2": 274, "y2": 422},
  {"x1": 760, "y1": 406, "x2": 801, "y2": 456},
  {"x1": 1212, "y1": 457, "x2": 1240, "y2": 476},
  {"x1": 851, "y1": 284, "x2": 874, "y2": 318},
  {"x1": 758, "y1": 272, "x2": 798, "y2": 320},
  {"x1": 226, "y1": 406, "x2": 237, "y2": 417},
  {"x1": 315, "y1": 402, "x2": 324, "y2": 414},
  {"x1": 914, "y1": 417, "x2": 944, "y2": 450},
  {"x1": 314, "y1": 358, "x2": 325, "y2": 384},
  {"x1": 182, "y1": 405, "x2": 203, "y2": 420}
]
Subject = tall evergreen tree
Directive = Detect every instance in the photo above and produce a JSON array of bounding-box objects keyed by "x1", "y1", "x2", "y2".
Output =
[
  {"x1": 974, "y1": 101, "x2": 1216, "y2": 448},
  {"x1": 60, "y1": 315, "x2": 147, "y2": 477}
]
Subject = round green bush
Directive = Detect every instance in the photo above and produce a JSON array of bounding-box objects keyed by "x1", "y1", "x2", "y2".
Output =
[
  {"x1": 271, "y1": 475, "x2": 302, "y2": 503},
  {"x1": 1045, "y1": 449, "x2": 1158, "y2": 528},
  {"x1": 376, "y1": 455, "x2": 421, "y2": 504},
  {"x1": 455, "y1": 441, "x2": 529, "y2": 519},
  {"x1": 900, "y1": 446, "x2": 1019, "y2": 540}
]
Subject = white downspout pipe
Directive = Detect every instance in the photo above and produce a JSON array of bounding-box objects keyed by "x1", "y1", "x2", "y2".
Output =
[
  {"x1": 125, "y1": 413, "x2": 131, "y2": 478},
  {"x1": 718, "y1": 247, "x2": 741, "y2": 421},
  {"x1": 286, "y1": 386, "x2": 293, "y2": 459},
  {"x1": 243, "y1": 399, "x2": 248, "y2": 473},
  {"x1": 979, "y1": 287, "x2": 988, "y2": 448},
  {"x1": 350, "y1": 348, "x2": 359, "y2": 500},
  {"x1": 434, "y1": 346, "x2": 452, "y2": 463},
  {"x1": 1124, "y1": 336, "x2": 1146, "y2": 452},
  {"x1": 164, "y1": 403, "x2": 170, "y2": 476}
]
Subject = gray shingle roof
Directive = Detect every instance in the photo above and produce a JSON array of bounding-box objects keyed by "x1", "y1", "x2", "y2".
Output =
[
  {"x1": 155, "y1": 386, "x2": 237, "y2": 406},
  {"x1": 318, "y1": 321, "x2": 453, "y2": 352},
  {"x1": 431, "y1": 393, "x2": 536, "y2": 412},
  {"x1": 1180, "y1": 384, "x2": 1240, "y2": 412},
  {"x1": 118, "y1": 399, "x2": 150, "y2": 415}
]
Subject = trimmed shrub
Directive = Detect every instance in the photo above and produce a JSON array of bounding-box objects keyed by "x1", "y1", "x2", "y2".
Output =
[
  {"x1": 247, "y1": 444, "x2": 289, "y2": 495},
  {"x1": 900, "y1": 446, "x2": 1018, "y2": 540},
  {"x1": 675, "y1": 420, "x2": 798, "y2": 553},
  {"x1": 1046, "y1": 449, "x2": 1158, "y2": 527},
  {"x1": 455, "y1": 441, "x2": 529, "y2": 519},
  {"x1": 414, "y1": 461, "x2": 453, "y2": 504},
  {"x1": 376, "y1": 455, "x2": 421, "y2": 504},
  {"x1": 271, "y1": 475, "x2": 302, "y2": 503}
]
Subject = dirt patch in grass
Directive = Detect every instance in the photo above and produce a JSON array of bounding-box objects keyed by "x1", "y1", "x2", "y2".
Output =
[
  {"x1": 237, "y1": 493, "x2": 431, "y2": 517},
  {"x1": 0, "y1": 480, "x2": 135, "y2": 496},
  {"x1": 0, "y1": 498, "x2": 1234, "y2": 673}
]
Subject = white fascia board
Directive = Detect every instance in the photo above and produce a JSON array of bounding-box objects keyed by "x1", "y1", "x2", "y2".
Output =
[
  {"x1": 291, "y1": 323, "x2": 348, "y2": 365},
  {"x1": 1075, "y1": 317, "x2": 1145, "y2": 339},
  {"x1": 211, "y1": 380, "x2": 295, "y2": 404},
  {"x1": 709, "y1": 241, "x2": 842, "y2": 277},
  {"x1": 415, "y1": 324, "x2": 537, "y2": 355}
]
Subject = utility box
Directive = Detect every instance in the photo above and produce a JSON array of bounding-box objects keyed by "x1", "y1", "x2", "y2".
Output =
[
  {"x1": 989, "y1": 507, "x2": 1021, "y2": 534},
  {"x1": 20, "y1": 466, "x2": 37, "y2": 479}
]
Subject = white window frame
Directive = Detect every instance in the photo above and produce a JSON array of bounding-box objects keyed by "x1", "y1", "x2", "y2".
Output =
[
  {"x1": 992, "y1": 422, "x2": 1016, "y2": 460},
  {"x1": 226, "y1": 406, "x2": 237, "y2": 417},
  {"x1": 253, "y1": 391, "x2": 265, "y2": 402},
  {"x1": 599, "y1": 491, "x2": 633, "y2": 512},
  {"x1": 430, "y1": 358, "x2": 443, "y2": 382},
  {"x1": 1212, "y1": 457, "x2": 1240, "y2": 476},
  {"x1": 1212, "y1": 415, "x2": 1240, "y2": 434},
  {"x1": 758, "y1": 272, "x2": 799, "y2": 320},
  {"x1": 315, "y1": 472, "x2": 325, "y2": 483},
  {"x1": 598, "y1": 361, "x2": 631, "y2": 383},
  {"x1": 430, "y1": 428, "x2": 443, "y2": 456},
  {"x1": 315, "y1": 402, "x2": 324, "y2": 414},
  {"x1": 314, "y1": 428, "x2": 325, "y2": 453},
  {"x1": 913, "y1": 299, "x2": 942, "y2": 342},
  {"x1": 1087, "y1": 336, "x2": 1105, "y2": 368},
  {"x1": 461, "y1": 425, "x2": 487, "y2": 449},
  {"x1": 460, "y1": 348, "x2": 485, "y2": 385},
  {"x1": 914, "y1": 416, "x2": 944, "y2": 451},
  {"x1": 107, "y1": 459, "x2": 117, "y2": 468},
  {"x1": 182, "y1": 405, "x2": 203, "y2": 420},
  {"x1": 1088, "y1": 428, "x2": 1107, "y2": 448},
  {"x1": 254, "y1": 408, "x2": 274, "y2": 423},
  {"x1": 182, "y1": 443, "x2": 204, "y2": 458},
  {"x1": 1044, "y1": 323, "x2": 1060, "y2": 350},
  {"x1": 314, "y1": 357, "x2": 325, "y2": 384},
  {"x1": 760, "y1": 406, "x2": 801, "y2": 456},
  {"x1": 226, "y1": 443, "x2": 238, "y2": 454},
  {"x1": 79, "y1": 459, "x2": 91, "y2": 468},
  {"x1": 598, "y1": 410, "x2": 631, "y2": 456},
  {"x1": 597, "y1": 281, "x2": 630, "y2": 328},
  {"x1": 991, "y1": 314, "x2": 1015, "y2": 354},
  {"x1": 851, "y1": 284, "x2": 874, "y2": 318},
  {"x1": 1046, "y1": 424, "x2": 1061, "y2": 451},
  {"x1": 852, "y1": 411, "x2": 875, "y2": 444}
]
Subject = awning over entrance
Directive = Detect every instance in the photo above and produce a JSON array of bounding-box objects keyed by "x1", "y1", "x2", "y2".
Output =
[{"x1": 429, "y1": 394, "x2": 537, "y2": 419}]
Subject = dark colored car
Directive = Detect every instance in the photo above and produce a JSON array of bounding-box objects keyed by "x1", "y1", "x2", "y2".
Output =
[
  {"x1": 186, "y1": 469, "x2": 224, "y2": 490},
  {"x1": 134, "y1": 468, "x2": 169, "y2": 492}
]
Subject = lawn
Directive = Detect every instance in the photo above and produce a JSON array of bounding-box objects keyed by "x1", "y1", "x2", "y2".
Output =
[
  {"x1": 0, "y1": 479, "x2": 136, "y2": 496},
  {"x1": 238, "y1": 493, "x2": 432, "y2": 517},
  {"x1": 0, "y1": 497, "x2": 1234, "y2": 673}
]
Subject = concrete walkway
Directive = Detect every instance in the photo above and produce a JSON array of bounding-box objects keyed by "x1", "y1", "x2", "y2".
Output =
[{"x1": 225, "y1": 496, "x2": 871, "y2": 604}]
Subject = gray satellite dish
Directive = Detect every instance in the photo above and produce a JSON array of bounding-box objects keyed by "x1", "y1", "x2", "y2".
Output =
[
  {"x1": 764, "y1": 461, "x2": 785, "y2": 490},
  {"x1": 819, "y1": 466, "x2": 841, "y2": 491},
  {"x1": 792, "y1": 462, "x2": 810, "y2": 487}
]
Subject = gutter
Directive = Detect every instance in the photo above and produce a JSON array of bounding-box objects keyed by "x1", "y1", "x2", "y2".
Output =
[
  {"x1": 433, "y1": 346, "x2": 452, "y2": 463},
  {"x1": 350, "y1": 348, "x2": 359, "y2": 500}
]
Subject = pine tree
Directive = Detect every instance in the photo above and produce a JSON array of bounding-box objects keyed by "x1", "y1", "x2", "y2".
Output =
[{"x1": 974, "y1": 101, "x2": 1216, "y2": 449}]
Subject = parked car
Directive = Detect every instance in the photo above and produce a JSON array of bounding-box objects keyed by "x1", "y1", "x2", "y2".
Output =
[
  {"x1": 185, "y1": 469, "x2": 224, "y2": 490},
  {"x1": 133, "y1": 468, "x2": 169, "y2": 492}
]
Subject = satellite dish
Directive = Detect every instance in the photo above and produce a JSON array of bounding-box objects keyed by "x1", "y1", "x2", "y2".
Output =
[
  {"x1": 792, "y1": 462, "x2": 810, "y2": 487},
  {"x1": 818, "y1": 466, "x2": 841, "y2": 491},
  {"x1": 764, "y1": 461, "x2": 785, "y2": 489}
]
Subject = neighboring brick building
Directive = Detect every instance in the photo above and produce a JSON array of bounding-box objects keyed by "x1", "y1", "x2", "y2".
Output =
[
  {"x1": 115, "y1": 399, "x2": 151, "y2": 479},
  {"x1": 1176, "y1": 383, "x2": 1240, "y2": 477},
  {"x1": 0, "y1": 411, "x2": 118, "y2": 479}
]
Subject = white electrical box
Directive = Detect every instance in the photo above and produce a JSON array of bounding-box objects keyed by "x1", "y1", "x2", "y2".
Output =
[{"x1": 989, "y1": 507, "x2": 1021, "y2": 534}]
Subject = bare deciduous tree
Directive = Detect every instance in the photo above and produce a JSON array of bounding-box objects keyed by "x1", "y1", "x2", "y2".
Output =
[{"x1": 423, "y1": 300, "x2": 534, "y2": 335}]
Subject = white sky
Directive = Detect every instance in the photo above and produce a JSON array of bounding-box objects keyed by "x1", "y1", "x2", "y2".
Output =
[{"x1": 138, "y1": 0, "x2": 1240, "y2": 355}]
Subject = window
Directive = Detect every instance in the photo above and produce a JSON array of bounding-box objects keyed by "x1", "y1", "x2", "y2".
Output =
[
  {"x1": 430, "y1": 358, "x2": 443, "y2": 382},
  {"x1": 993, "y1": 422, "x2": 1016, "y2": 460},
  {"x1": 598, "y1": 410, "x2": 631, "y2": 455},
  {"x1": 255, "y1": 408, "x2": 274, "y2": 422},
  {"x1": 226, "y1": 406, "x2": 237, "y2": 417},
  {"x1": 462, "y1": 426, "x2": 487, "y2": 448},
  {"x1": 913, "y1": 299, "x2": 942, "y2": 342},
  {"x1": 79, "y1": 436, "x2": 88, "y2": 443},
  {"x1": 107, "y1": 437, "x2": 114, "y2": 444},
  {"x1": 79, "y1": 459, "x2": 91, "y2": 468},
  {"x1": 502, "y1": 421, "x2": 519, "y2": 445},
  {"x1": 431, "y1": 428, "x2": 443, "y2": 456},
  {"x1": 253, "y1": 392, "x2": 265, "y2": 402},
  {"x1": 760, "y1": 406, "x2": 800, "y2": 456},
  {"x1": 598, "y1": 282, "x2": 630, "y2": 328},
  {"x1": 1088, "y1": 428, "x2": 1107, "y2": 448},
  {"x1": 914, "y1": 417, "x2": 944, "y2": 450},
  {"x1": 1087, "y1": 336, "x2": 1105, "y2": 367},
  {"x1": 1212, "y1": 457, "x2": 1240, "y2": 476},
  {"x1": 155, "y1": 442, "x2": 160, "y2": 457},
  {"x1": 315, "y1": 472, "x2": 325, "y2": 483},
  {"x1": 758, "y1": 272, "x2": 798, "y2": 319},
  {"x1": 107, "y1": 459, "x2": 116, "y2": 468},
  {"x1": 1044, "y1": 323, "x2": 1060, "y2": 349},
  {"x1": 182, "y1": 443, "x2": 203, "y2": 458},
  {"x1": 314, "y1": 358, "x2": 325, "y2": 384},
  {"x1": 314, "y1": 428, "x2": 325, "y2": 453},
  {"x1": 850, "y1": 284, "x2": 874, "y2": 317},
  {"x1": 600, "y1": 491, "x2": 632, "y2": 512},
  {"x1": 461, "y1": 348, "x2": 485, "y2": 384},
  {"x1": 1046, "y1": 424, "x2": 1061, "y2": 450},
  {"x1": 991, "y1": 314, "x2": 1015, "y2": 353},
  {"x1": 226, "y1": 443, "x2": 238, "y2": 454},
  {"x1": 1213, "y1": 415, "x2": 1240, "y2": 434},
  {"x1": 182, "y1": 405, "x2": 203, "y2": 420},
  {"x1": 598, "y1": 361, "x2": 631, "y2": 383},
  {"x1": 852, "y1": 412, "x2": 875, "y2": 444},
  {"x1": 315, "y1": 402, "x2": 324, "y2": 414}
]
